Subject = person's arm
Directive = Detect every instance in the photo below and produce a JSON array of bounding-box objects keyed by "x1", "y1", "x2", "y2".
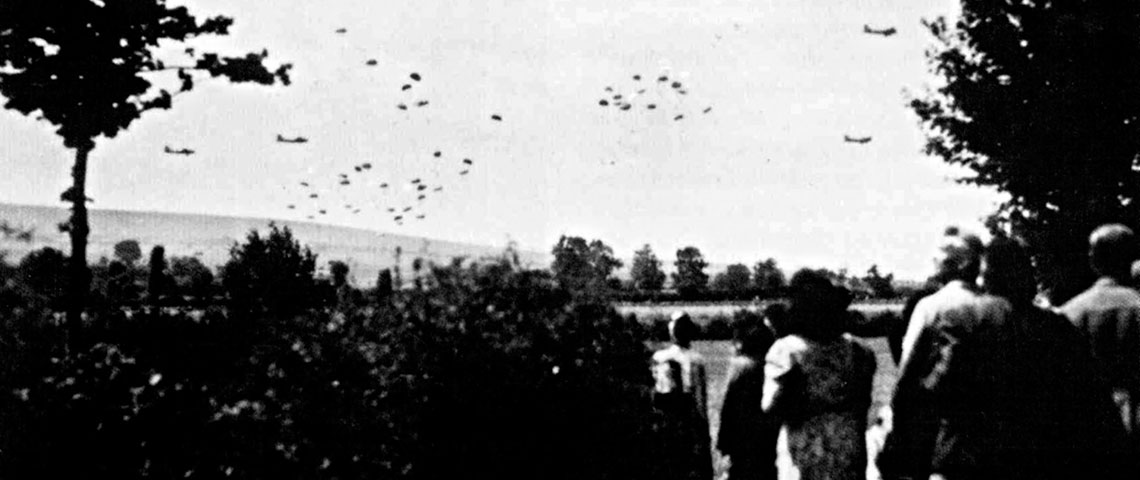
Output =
[
  {"x1": 762, "y1": 340, "x2": 798, "y2": 417},
  {"x1": 694, "y1": 362, "x2": 709, "y2": 420}
]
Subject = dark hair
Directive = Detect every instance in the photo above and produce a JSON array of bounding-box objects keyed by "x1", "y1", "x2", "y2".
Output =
[
  {"x1": 983, "y1": 236, "x2": 1037, "y2": 306},
  {"x1": 669, "y1": 312, "x2": 699, "y2": 345},
  {"x1": 733, "y1": 314, "x2": 774, "y2": 358},
  {"x1": 762, "y1": 302, "x2": 790, "y2": 338},
  {"x1": 787, "y1": 270, "x2": 846, "y2": 340},
  {"x1": 1089, "y1": 224, "x2": 1136, "y2": 279}
]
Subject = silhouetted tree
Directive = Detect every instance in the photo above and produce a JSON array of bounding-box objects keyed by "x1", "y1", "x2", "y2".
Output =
[
  {"x1": 221, "y1": 224, "x2": 316, "y2": 315},
  {"x1": 169, "y1": 256, "x2": 213, "y2": 300},
  {"x1": 629, "y1": 244, "x2": 666, "y2": 291},
  {"x1": 15, "y1": 247, "x2": 68, "y2": 309},
  {"x1": 113, "y1": 239, "x2": 142, "y2": 267},
  {"x1": 550, "y1": 236, "x2": 623, "y2": 295},
  {"x1": 711, "y1": 263, "x2": 752, "y2": 295},
  {"x1": 862, "y1": 264, "x2": 896, "y2": 299},
  {"x1": 910, "y1": 1, "x2": 1140, "y2": 301},
  {"x1": 672, "y1": 246, "x2": 709, "y2": 297},
  {"x1": 147, "y1": 245, "x2": 167, "y2": 304},
  {"x1": 0, "y1": 1, "x2": 291, "y2": 327},
  {"x1": 375, "y1": 268, "x2": 394, "y2": 301},
  {"x1": 752, "y1": 258, "x2": 786, "y2": 295}
]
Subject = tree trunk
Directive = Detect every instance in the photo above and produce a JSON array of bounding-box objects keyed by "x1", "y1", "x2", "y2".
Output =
[{"x1": 65, "y1": 144, "x2": 92, "y2": 337}]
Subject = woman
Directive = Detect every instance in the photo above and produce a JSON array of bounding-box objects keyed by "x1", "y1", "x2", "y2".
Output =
[
  {"x1": 762, "y1": 271, "x2": 876, "y2": 480},
  {"x1": 979, "y1": 236, "x2": 1129, "y2": 479}
]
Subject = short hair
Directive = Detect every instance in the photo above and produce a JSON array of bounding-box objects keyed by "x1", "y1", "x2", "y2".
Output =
[
  {"x1": 1090, "y1": 224, "x2": 1136, "y2": 278},
  {"x1": 669, "y1": 311, "x2": 699, "y2": 344},
  {"x1": 937, "y1": 226, "x2": 983, "y2": 279},
  {"x1": 982, "y1": 236, "x2": 1036, "y2": 305}
]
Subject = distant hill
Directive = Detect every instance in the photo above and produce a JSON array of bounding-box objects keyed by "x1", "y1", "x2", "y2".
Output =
[{"x1": 0, "y1": 203, "x2": 548, "y2": 287}]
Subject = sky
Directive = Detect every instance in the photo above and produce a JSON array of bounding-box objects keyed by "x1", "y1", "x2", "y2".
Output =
[{"x1": 0, "y1": 0, "x2": 1003, "y2": 281}]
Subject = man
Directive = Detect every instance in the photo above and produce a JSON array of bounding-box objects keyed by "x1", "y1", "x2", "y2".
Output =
[
  {"x1": 877, "y1": 227, "x2": 1016, "y2": 480},
  {"x1": 1061, "y1": 224, "x2": 1140, "y2": 455}
]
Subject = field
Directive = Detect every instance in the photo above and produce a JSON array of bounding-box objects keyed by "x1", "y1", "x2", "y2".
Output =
[
  {"x1": 649, "y1": 300, "x2": 901, "y2": 477},
  {"x1": 618, "y1": 301, "x2": 903, "y2": 320}
]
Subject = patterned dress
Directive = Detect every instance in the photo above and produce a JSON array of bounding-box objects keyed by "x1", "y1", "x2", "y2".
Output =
[{"x1": 763, "y1": 334, "x2": 876, "y2": 480}]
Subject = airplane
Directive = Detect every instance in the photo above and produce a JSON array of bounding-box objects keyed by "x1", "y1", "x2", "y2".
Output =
[
  {"x1": 276, "y1": 134, "x2": 308, "y2": 144},
  {"x1": 844, "y1": 135, "x2": 872, "y2": 144},
  {"x1": 164, "y1": 146, "x2": 195, "y2": 155},
  {"x1": 863, "y1": 25, "x2": 897, "y2": 37}
]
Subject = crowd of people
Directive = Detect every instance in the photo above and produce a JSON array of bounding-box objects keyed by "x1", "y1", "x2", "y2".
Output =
[{"x1": 649, "y1": 224, "x2": 1140, "y2": 480}]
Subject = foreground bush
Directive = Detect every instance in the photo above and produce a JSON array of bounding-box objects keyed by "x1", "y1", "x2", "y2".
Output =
[{"x1": 0, "y1": 256, "x2": 656, "y2": 480}]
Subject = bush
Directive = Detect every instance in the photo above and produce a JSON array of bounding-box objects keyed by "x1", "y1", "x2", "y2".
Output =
[
  {"x1": 221, "y1": 224, "x2": 318, "y2": 315},
  {"x1": 1, "y1": 255, "x2": 658, "y2": 480}
]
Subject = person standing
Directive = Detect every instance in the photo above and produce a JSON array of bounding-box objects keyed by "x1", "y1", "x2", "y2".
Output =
[
  {"x1": 717, "y1": 315, "x2": 779, "y2": 480},
  {"x1": 652, "y1": 311, "x2": 712, "y2": 479},
  {"x1": 979, "y1": 236, "x2": 1128, "y2": 479},
  {"x1": 1060, "y1": 224, "x2": 1140, "y2": 461},
  {"x1": 877, "y1": 227, "x2": 1014, "y2": 480},
  {"x1": 762, "y1": 270, "x2": 876, "y2": 480}
]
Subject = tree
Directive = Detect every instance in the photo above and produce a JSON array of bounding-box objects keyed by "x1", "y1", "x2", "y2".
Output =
[
  {"x1": 221, "y1": 224, "x2": 317, "y2": 315},
  {"x1": 113, "y1": 239, "x2": 142, "y2": 267},
  {"x1": 375, "y1": 268, "x2": 394, "y2": 300},
  {"x1": 0, "y1": 2, "x2": 292, "y2": 327},
  {"x1": 909, "y1": 1, "x2": 1140, "y2": 301},
  {"x1": 672, "y1": 246, "x2": 709, "y2": 297},
  {"x1": 629, "y1": 244, "x2": 666, "y2": 291},
  {"x1": 169, "y1": 256, "x2": 213, "y2": 300},
  {"x1": 752, "y1": 258, "x2": 786, "y2": 295},
  {"x1": 550, "y1": 236, "x2": 623, "y2": 294},
  {"x1": 711, "y1": 263, "x2": 752, "y2": 295},
  {"x1": 147, "y1": 245, "x2": 167, "y2": 304},
  {"x1": 15, "y1": 247, "x2": 68, "y2": 309},
  {"x1": 862, "y1": 264, "x2": 896, "y2": 299}
]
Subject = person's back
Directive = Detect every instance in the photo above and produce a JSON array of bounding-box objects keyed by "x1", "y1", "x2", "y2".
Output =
[
  {"x1": 718, "y1": 319, "x2": 778, "y2": 480},
  {"x1": 1060, "y1": 224, "x2": 1140, "y2": 456},
  {"x1": 764, "y1": 334, "x2": 875, "y2": 480}
]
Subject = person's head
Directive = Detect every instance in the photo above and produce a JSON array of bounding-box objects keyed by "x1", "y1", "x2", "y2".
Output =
[
  {"x1": 762, "y1": 302, "x2": 790, "y2": 338},
  {"x1": 980, "y1": 236, "x2": 1037, "y2": 306},
  {"x1": 1089, "y1": 224, "x2": 1137, "y2": 280},
  {"x1": 932, "y1": 226, "x2": 984, "y2": 283},
  {"x1": 733, "y1": 313, "x2": 774, "y2": 358},
  {"x1": 669, "y1": 311, "x2": 699, "y2": 347},
  {"x1": 786, "y1": 270, "x2": 846, "y2": 339}
]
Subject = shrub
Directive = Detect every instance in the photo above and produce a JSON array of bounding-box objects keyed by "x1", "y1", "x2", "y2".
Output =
[
  {"x1": 221, "y1": 224, "x2": 318, "y2": 315},
  {"x1": 1, "y1": 255, "x2": 658, "y2": 480}
]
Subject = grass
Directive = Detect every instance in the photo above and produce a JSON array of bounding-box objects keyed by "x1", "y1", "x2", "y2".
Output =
[{"x1": 668, "y1": 335, "x2": 898, "y2": 477}]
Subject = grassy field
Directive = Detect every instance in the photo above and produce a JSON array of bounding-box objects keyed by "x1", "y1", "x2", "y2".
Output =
[
  {"x1": 619, "y1": 301, "x2": 903, "y2": 320},
  {"x1": 681, "y1": 336, "x2": 898, "y2": 477}
]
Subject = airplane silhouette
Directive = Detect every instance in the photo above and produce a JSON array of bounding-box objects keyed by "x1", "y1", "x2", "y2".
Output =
[
  {"x1": 164, "y1": 146, "x2": 195, "y2": 156},
  {"x1": 863, "y1": 25, "x2": 897, "y2": 37},
  {"x1": 844, "y1": 135, "x2": 872, "y2": 144},
  {"x1": 276, "y1": 134, "x2": 308, "y2": 144}
]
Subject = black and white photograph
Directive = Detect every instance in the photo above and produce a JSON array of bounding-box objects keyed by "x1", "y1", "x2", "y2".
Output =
[{"x1": 2, "y1": 0, "x2": 1139, "y2": 479}]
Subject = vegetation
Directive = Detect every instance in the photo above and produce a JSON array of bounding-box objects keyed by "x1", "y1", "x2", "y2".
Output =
[
  {"x1": 550, "y1": 235, "x2": 623, "y2": 296},
  {"x1": 630, "y1": 244, "x2": 667, "y2": 292},
  {"x1": 672, "y1": 246, "x2": 710, "y2": 297},
  {"x1": 910, "y1": 0, "x2": 1140, "y2": 301},
  {"x1": 0, "y1": 0, "x2": 291, "y2": 327}
]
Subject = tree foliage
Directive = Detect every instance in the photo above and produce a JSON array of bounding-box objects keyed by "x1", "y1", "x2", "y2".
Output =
[
  {"x1": 112, "y1": 239, "x2": 142, "y2": 266},
  {"x1": 629, "y1": 244, "x2": 667, "y2": 291},
  {"x1": 752, "y1": 258, "x2": 786, "y2": 294},
  {"x1": 168, "y1": 255, "x2": 213, "y2": 300},
  {"x1": 0, "y1": 0, "x2": 291, "y2": 324},
  {"x1": 862, "y1": 264, "x2": 896, "y2": 299},
  {"x1": 711, "y1": 263, "x2": 752, "y2": 294},
  {"x1": 221, "y1": 224, "x2": 317, "y2": 315},
  {"x1": 672, "y1": 246, "x2": 709, "y2": 297},
  {"x1": 550, "y1": 236, "x2": 623, "y2": 295},
  {"x1": 910, "y1": 1, "x2": 1140, "y2": 299}
]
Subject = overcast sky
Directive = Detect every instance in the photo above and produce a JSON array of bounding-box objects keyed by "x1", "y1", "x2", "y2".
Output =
[{"x1": 0, "y1": 0, "x2": 1002, "y2": 280}]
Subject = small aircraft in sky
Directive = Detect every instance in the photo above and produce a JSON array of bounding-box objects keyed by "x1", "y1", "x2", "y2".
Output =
[
  {"x1": 844, "y1": 135, "x2": 873, "y2": 144},
  {"x1": 863, "y1": 25, "x2": 897, "y2": 37},
  {"x1": 164, "y1": 146, "x2": 195, "y2": 156},
  {"x1": 276, "y1": 134, "x2": 309, "y2": 144}
]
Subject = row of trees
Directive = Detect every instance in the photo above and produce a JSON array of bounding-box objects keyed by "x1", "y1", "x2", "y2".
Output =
[{"x1": 552, "y1": 235, "x2": 898, "y2": 299}]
